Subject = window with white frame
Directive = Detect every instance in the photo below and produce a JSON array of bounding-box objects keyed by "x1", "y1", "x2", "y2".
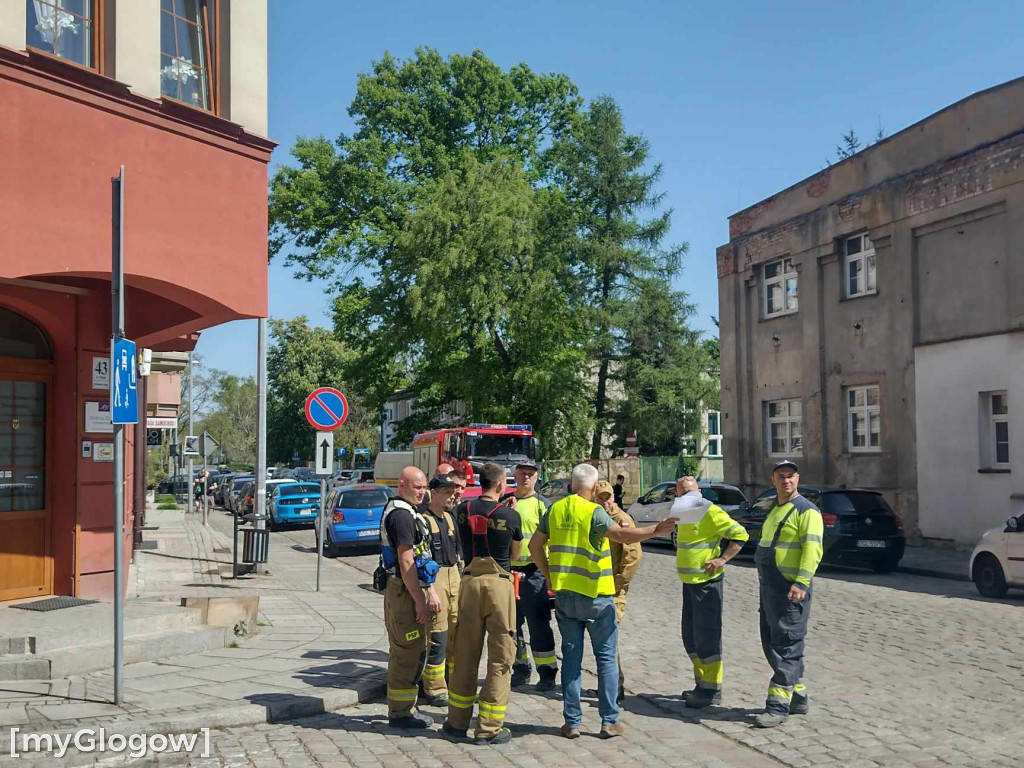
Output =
[
  {"x1": 706, "y1": 410, "x2": 722, "y2": 457},
  {"x1": 763, "y1": 257, "x2": 798, "y2": 318},
  {"x1": 844, "y1": 233, "x2": 876, "y2": 298},
  {"x1": 846, "y1": 385, "x2": 880, "y2": 452},
  {"x1": 982, "y1": 391, "x2": 1009, "y2": 469},
  {"x1": 764, "y1": 399, "x2": 802, "y2": 456}
]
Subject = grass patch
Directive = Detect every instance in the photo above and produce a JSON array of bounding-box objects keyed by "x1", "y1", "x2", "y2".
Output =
[
  {"x1": 227, "y1": 641, "x2": 239, "y2": 649},
  {"x1": 156, "y1": 494, "x2": 176, "y2": 504},
  {"x1": 157, "y1": 503, "x2": 178, "y2": 510}
]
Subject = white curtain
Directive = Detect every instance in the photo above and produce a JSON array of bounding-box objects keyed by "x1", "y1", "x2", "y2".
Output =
[{"x1": 32, "y1": 1, "x2": 79, "y2": 46}]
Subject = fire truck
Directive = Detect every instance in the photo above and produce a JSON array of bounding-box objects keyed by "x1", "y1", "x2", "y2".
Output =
[{"x1": 412, "y1": 423, "x2": 538, "y2": 495}]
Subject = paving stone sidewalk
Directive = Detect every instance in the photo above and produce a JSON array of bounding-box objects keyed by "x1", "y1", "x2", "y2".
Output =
[{"x1": 0, "y1": 505, "x2": 390, "y2": 755}]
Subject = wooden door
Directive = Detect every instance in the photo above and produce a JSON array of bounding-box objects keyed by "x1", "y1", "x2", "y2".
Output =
[{"x1": 0, "y1": 365, "x2": 52, "y2": 601}]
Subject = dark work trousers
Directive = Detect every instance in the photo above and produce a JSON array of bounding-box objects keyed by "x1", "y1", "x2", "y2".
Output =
[
  {"x1": 680, "y1": 576, "x2": 724, "y2": 692},
  {"x1": 756, "y1": 549, "x2": 812, "y2": 715},
  {"x1": 513, "y1": 565, "x2": 558, "y2": 678}
]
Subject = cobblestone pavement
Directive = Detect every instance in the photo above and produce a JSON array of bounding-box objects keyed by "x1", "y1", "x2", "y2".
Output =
[{"x1": 7, "y1": 526, "x2": 1023, "y2": 766}]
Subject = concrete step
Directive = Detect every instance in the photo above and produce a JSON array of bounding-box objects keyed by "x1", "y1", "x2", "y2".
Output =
[
  {"x1": 0, "y1": 625, "x2": 230, "y2": 681},
  {"x1": 0, "y1": 601, "x2": 205, "y2": 655}
]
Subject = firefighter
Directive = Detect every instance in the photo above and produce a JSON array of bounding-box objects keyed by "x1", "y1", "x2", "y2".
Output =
[
  {"x1": 419, "y1": 471, "x2": 464, "y2": 706},
  {"x1": 380, "y1": 466, "x2": 442, "y2": 729},
  {"x1": 672, "y1": 476, "x2": 749, "y2": 709},
  {"x1": 529, "y1": 463, "x2": 676, "y2": 739},
  {"x1": 505, "y1": 459, "x2": 558, "y2": 691},
  {"x1": 593, "y1": 480, "x2": 641, "y2": 704},
  {"x1": 754, "y1": 460, "x2": 823, "y2": 728},
  {"x1": 443, "y1": 463, "x2": 522, "y2": 746}
]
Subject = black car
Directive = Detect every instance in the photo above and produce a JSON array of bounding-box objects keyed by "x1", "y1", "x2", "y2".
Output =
[
  {"x1": 213, "y1": 473, "x2": 234, "y2": 506},
  {"x1": 737, "y1": 486, "x2": 906, "y2": 573},
  {"x1": 157, "y1": 474, "x2": 190, "y2": 496}
]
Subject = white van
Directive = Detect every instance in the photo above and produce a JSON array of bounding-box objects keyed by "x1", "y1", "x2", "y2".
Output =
[{"x1": 373, "y1": 451, "x2": 413, "y2": 488}]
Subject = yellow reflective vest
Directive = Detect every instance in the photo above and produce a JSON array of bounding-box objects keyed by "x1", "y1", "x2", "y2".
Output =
[
  {"x1": 757, "y1": 495, "x2": 824, "y2": 586},
  {"x1": 675, "y1": 503, "x2": 750, "y2": 584},
  {"x1": 510, "y1": 493, "x2": 548, "y2": 568},
  {"x1": 546, "y1": 494, "x2": 615, "y2": 598}
]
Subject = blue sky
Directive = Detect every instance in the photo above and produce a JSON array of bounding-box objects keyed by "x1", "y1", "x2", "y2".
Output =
[{"x1": 197, "y1": 0, "x2": 1024, "y2": 376}]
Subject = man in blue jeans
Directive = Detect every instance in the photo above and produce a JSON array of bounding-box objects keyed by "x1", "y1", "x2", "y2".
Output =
[{"x1": 530, "y1": 463, "x2": 675, "y2": 738}]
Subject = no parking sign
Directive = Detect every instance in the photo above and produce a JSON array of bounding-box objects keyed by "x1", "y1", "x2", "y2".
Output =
[{"x1": 304, "y1": 387, "x2": 349, "y2": 430}]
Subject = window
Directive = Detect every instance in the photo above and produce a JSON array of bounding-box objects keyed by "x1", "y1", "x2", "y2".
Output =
[
  {"x1": 160, "y1": 0, "x2": 217, "y2": 110},
  {"x1": 981, "y1": 391, "x2": 1009, "y2": 469},
  {"x1": 763, "y1": 257, "x2": 798, "y2": 317},
  {"x1": 844, "y1": 233, "x2": 876, "y2": 298},
  {"x1": 706, "y1": 410, "x2": 722, "y2": 457},
  {"x1": 25, "y1": 1, "x2": 98, "y2": 68},
  {"x1": 846, "y1": 385, "x2": 880, "y2": 452},
  {"x1": 764, "y1": 399, "x2": 802, "y2": 456}
]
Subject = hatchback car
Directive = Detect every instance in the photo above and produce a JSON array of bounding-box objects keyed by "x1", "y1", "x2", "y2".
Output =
[
  {"x1": 225, "y1": 475, "x2": 254, "y2": 514},
  {"x1": 628, "y1": 481, "x2": 749, "y2": 545},
  {"x1": 267, "y1": 481, "x2": 323, "y2": 530},
  {"x1": 537, "y1": 477, "x2": 571, "y2": 504},
  {"x1": 970, "y1": 515, "x2": 1024, "y2": 597},
  {"x1": 314, "y1": 484, "x2": 396, "y2": 556},
  {"x1": 157, "y1": 474, "x2": 190, "y2": 496},
  {"x1": 742, "y1": 486, "x2": 906, "y2": 573}
]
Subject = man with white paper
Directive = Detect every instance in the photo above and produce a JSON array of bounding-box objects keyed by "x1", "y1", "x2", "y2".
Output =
[{"x1": 672, "y1": 476, "x2": 749, "y2": 708}]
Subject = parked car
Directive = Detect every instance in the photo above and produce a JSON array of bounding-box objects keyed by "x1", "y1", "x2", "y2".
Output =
[
  {"x1": 742, "y1": 486, "x2": 906, "y2": 573},
  {"x1": 537, "y1": 477, "x2": 571, "y2": 504},
  {"x1": 267, "y1": 481, "x2": 322, "y2": 530},
  {"x1": 271, "y1": 467, "x2": 295, "y2": 480},
  {"x1": 314, "y1": 484, "x2": 396, "y2": 556},
  {"x1": 970, "y1": 515, "x2": 1024, "y2": 597},
  {"x1": 236, "y1": 481, "x2": 255, "y2": 518},
  {"x1": 225, "y1": 475, "x2": 254, "y2": 514},
  {"x1": 157, "y1": 474, "x2": 190, "y2": 496},
  {"x1": 213, "y1": 473, "x2": 235, "y2": 506},
  {"x1": 628, "y1": 481, "x2": 749, "y2": 545},
  {"x1": 293, "y1": 467, "x2": 318, "y2": 482}
]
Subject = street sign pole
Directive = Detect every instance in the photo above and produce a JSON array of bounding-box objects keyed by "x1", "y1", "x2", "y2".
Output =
[
  {"x1": 315, "y1": 430, "x2": 333, "y2": 592},
  {"x1": 110, "y1": 166, "x2": 125, "y2": 707}
]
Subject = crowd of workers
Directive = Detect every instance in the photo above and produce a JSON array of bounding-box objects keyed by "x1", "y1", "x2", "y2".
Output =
[{"x1": 375, "y1": 456, "x2": 823, "y2": 744}]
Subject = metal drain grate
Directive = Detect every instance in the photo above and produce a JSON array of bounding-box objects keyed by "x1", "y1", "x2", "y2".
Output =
[{"x1": 11, "y1": 596, "x2": 100, "y2": 612}]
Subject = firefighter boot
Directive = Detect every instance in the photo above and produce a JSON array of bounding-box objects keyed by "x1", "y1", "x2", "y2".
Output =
[{"x1": 535, "y1": 666, "x2": 557, "y2": 693}]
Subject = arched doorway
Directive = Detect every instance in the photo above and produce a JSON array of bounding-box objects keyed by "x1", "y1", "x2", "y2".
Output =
[{"x1": 0, "y1": 307, "x2": 53, "y2": 601}]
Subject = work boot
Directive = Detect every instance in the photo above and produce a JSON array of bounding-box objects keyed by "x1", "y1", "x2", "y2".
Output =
[
  {"x1": 599, "y1": 722, "x2": 625, "y2": 739},
  {"x1": 684, "y1": 689, "x2": 722, "y2": 709},
  {"x1": 535, "y1": 667, "x2": 557, "y2": 693},
  {"x1": 754, "y1": 711, "x2": 788, "y2": 728},
  {"x1": 617, "y1": 687, "x2": 625, "y2": 705},
  {"x1": 441, "y1": 721, "x2": 469, "y2": 742},
  {"x1": 681, "y1": 685, "x2": 701, "y2": 703},
  {"x1": 560, "y1": 724, "x2": 581, "y2": 740},
  {"x1": 474, "y1": 727, "x2": 512, "y2": 746},
  {"x1": 510, "y1": 667, "x2": 530, "y2": 688},
  {"x1": 423, "y1": 692, "x2": 448, "y2": 707},
  {"x1": 789, "y1": 693, "x2": 809, "y2": 715},
  {"x1": 388, "y1": 709, "x2": 433, "y2": 729}
]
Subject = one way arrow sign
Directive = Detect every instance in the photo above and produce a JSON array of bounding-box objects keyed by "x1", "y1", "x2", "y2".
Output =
[{"x1": 315, "y1": 431, "x2": 334, "y2": 476}]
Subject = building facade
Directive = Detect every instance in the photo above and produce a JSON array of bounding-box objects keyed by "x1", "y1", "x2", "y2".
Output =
[
  {"x1": 718, "y1": 78, "x2": 1024, "y2": 545},
  {"x1": 0, "y1": 0, "x2": 272, "y2": 601}
]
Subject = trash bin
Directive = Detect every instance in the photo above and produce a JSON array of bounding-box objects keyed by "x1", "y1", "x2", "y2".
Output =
[{"x1": 242, "y1": 528, "x2": 270, "y2": 564}]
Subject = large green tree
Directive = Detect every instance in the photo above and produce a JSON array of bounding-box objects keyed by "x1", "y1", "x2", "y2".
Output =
[
  {"x1": 271, "y1": 48, "x2": 590, "y2": 456},
  {"x1": 548, "y1": 95, "x2": 689, "y2": 457},
  {"x1": 196, "y1": 375, "x2": 258, "y2": 466},
  {"x1": 267, "y1": 316, "x2": 378, "y2": 465}
]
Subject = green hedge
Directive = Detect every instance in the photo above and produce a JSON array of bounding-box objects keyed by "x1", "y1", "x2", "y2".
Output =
[
  {"x1": 156, "y1": 494, "x2": 176, "y2": 504},
  {"x1": 157, "y1": 503, "x2": 178, "y2": 510}
]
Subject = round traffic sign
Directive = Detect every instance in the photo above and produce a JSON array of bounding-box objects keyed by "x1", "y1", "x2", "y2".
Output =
[{"x1": 304, "y1": 387, "x2": 349, "y2": 430}]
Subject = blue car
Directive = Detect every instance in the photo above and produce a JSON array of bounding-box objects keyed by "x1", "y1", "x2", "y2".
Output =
[
  {"x1": 268, "y1": 481, "x2": 323, "y2": 530},
  {"x1": 315, "y1": 484, "x2": 395, "y2": 556}
]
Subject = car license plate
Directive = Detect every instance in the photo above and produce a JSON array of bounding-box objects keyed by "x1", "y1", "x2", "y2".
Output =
[
  {"x1": 300, "y1": 508, "x2": 315, "y2": 515},
  {"x1": 358, "y1": 529, "x2": 377, "y2": 537},
  {"x1": 856, "y1": 539, "x2": 886, "y2": 548}
]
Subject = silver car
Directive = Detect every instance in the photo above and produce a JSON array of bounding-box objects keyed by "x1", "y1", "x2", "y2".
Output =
[{"x1": 627, "y1": 481, "x2": 749, "y2": 545}]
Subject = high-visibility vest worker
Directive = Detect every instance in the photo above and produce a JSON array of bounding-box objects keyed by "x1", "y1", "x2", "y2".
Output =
[
  {"x1": 754, "y1": 460, "x2": 824, "y2": 729},
  {"x1": 672, "y1": 482, "x2": 749, "y2": 709},
  {"x1": 547, "y1": 494, "x2": 616, "y2": 598}
]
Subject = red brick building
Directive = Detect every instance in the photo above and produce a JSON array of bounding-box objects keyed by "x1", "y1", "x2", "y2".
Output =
[{"x1": 0, "y1": 1, "x2": 272, "y2": 601}]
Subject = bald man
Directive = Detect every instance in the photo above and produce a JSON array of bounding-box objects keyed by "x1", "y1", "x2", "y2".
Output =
[{"x1": 381, "y1": 466, "x2": 442, "y2": 728}]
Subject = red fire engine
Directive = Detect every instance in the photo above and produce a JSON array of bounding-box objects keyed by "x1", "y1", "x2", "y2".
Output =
[{"x1": 411, "y1": 423, "x2": 537, "y2": 494}]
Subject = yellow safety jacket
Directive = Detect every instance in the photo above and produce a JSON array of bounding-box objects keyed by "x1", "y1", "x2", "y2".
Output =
[
  {"x1": 675, "y1": 503, "x2": 750, "y2": 584},
  {"x1": 757, "y1": 494, "x2": 824, "y2": 587},
  {"x1": 510, "y1": 493, "x2": 548, "y2": 568},
  {"x1": 546, "y1": 494, "x2": 615, "y2": 598}
]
